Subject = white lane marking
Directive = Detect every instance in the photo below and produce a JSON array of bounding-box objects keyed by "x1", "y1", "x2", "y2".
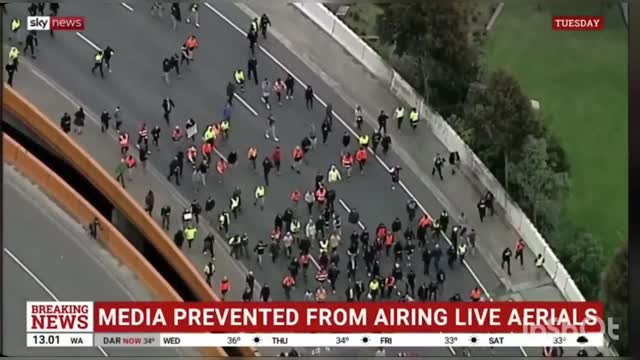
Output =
[
  {"x1": 204, "y1": 4, "x2": 527, "y2": 355},
  {"x1": 234, "y1": 93, "x2": 259, "y2": 116},
  {"x1": 120, "y1": 2, "x2": 134, "y2": 12},
  {"x1": 4, "y1": 248, "x2": 110, "y2": 357},
  {"x1": 75, "y1": 32, "x2": 101, "y2": 52}
]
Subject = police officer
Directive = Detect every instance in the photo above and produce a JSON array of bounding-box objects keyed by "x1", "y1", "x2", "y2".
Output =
[
  {"x1": 184, "y1": 224, "x2": 197, "y2": 249},
  {"x1": 8, "y1": 47, "x2": 20, "y2": 71},
  {"x1": 91, "y1": 50, "x2": 105, "y2": 78},
  {"x1": 235, "y1": 68, "x2": 246, "y2": 92},
  {"x1": 409, "y1": 107, "x2": 419, "y2": 130},
  {"x1": 10, "y1": 17, "x2": 22, "y2": 43},
  {"x1": 24, "y1": 31, "x2": 37, "y2": 59},
  {"x1": 501, "y1": 247, "x2": 512, "y2": 276}
]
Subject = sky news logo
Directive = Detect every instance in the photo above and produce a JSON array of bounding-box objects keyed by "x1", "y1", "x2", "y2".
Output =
[
  {"x1": 27, "y1": 16, "x2": 85, "y2": 31},
  {"x1": 552, "y1": 16, "x2": 604, "y2": 31}
]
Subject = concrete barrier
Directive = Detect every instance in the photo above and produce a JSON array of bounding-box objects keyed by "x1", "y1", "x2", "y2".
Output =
[
  {"x1": 3, "y1": 84, "x2": 257, "y2": 357},
  {"x1": 3, "y1": 134, "x2": 227, "y2": 357}
]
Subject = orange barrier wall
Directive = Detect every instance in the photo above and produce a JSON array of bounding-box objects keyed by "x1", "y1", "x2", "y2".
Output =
[
  {"x1": 4, "y1": 84, "x2": 257, "y2": 357},
  {"x1": 3, "y1": 134, "x2": 226, "y2": 358}
]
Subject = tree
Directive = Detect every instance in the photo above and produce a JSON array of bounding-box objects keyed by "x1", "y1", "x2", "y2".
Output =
[
  {"x1": 376, "y1": 2, "x2": 480, "y2": 116},
  {"x1": 555, "y1": 230, "x2": 605, "y2": 300},
  {"x1": 463, "y1": 70, "x2": 545, "y2": 188},
  {"x1": 510, "y1": 136, "x2": 569, "y2": 223},
  {"x1": 602, "y1": 244, "x2": 628, "y2": 355}
]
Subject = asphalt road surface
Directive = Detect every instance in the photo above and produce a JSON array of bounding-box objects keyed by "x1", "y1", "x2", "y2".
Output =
[
  {"x1": 2, "y1": 163, "x2": 201, "y2": 357},
  {"x1": 3, "y1": 2, "x2": 524, "y2": 356}
]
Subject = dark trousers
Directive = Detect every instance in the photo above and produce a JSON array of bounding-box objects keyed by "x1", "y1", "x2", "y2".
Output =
[
  {"x1": 248, "y1": 68, "x2": 258, "y2": 84},
  {"x1": 515, "y1": 251, "x2": 524, "y2": 266},
  {"x1": 91, "y1": 62, "x2": 104, "y2": 77},
  {"x1": 7, "y1": 71, "x2": 14, "y2": 87},
  {"x1": 168, "y1": 171, "x2": 180, "y2": 186},
  {"x1": 24, "y1": 43, "x2": 35, "y2": 57},
  {"x1": 501, "y1": 259, "x2": 511, "y2": 275},
  {"x1": 306, "y1": 97, "x2": 313, "y2": 110},
  {"x1": 162, "y1": 215, "x2": 170, "y2": 230},
  {"x1": 116, "y1": 173, "x2": 125, "y2": 188}
]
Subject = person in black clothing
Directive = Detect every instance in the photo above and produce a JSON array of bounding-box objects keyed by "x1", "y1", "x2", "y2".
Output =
[
  {"x1": 162, "y1": 98, "x2": 175, "y2": 125},
  {"x1": 484, "y1": 191, "x2": 495, "y2": 216},
  {"x1": 262, "y1": 156, "x2": 273, "y2": 186},
  {"x1": 501, "y1": 247, "x2": 512, "y2": 275},
  {"x1": 226, "y1": 81, "x2": 236, "y2": 105},
  {"x1": 173, "y1": 229, "x2": 185, "y2": 248},
  {"x1": 260, "y1": 284, "x2": 270, "y2": 301},
  {"x1": 247, "y1": 29, "x2": 258, "y2": 55},
  {"x1": 259, "y1": 13, "x2": 271, "y2": 39},
  {"x1": 371, "y1": 131, "x2": 382, "y2": 153},
  {"x1": 432, "y1": 154, "x2": 445, "y2": 180},
  {"x1": 381, "y1": 134, "x2": 392, "y2": 155},
  {"x1": 170, "y1": 3, "x2": 181, "y2": 30},
  {"x1": 477, "y1": 198, "x2": 487, "y2": 222},
  {"x1": 28, "y1": 3, "x2": 37, "y2": 16},
  {"x1": 447, "y1": 245, "x2": 456, "y2": 269},
  {"x1": 103, "y1": 46, "x2": 114, "y2": 72},
  {"x1": 305, "y1": 85, "x2": 314, "y2": 110},
  {"x1": 60, "y1": 112, "x2": 72, "y2": 133},
  {"x1": 377, "y1": 110, "x2": 388, "y2": 135},
  {"x1": 160, "y1": 205, "x2": 171, "y2": 230},
  {"x1": 5, "y1": 63, "x2": 16, "y2": 87},
  {"x1": 227, "y1": 151, "x2": 238, "y2": 166},
  {"x1": 169, "y1": 53, "x2": 180, "y2": 77},
  {"x1": 162, "y1": 58, "x2": 172, "y2": 85},
  {"x1": 37, "y1": 2, "x2": 45, "y2": 15},
  {"x1": 88, "y1": 218, "x2": 102, "y2": 239},
  {"x1": 247, "y1": 56, "x2": 258, "y2": 85},
  {"x1": 168, "y1": 156, "x2": 181, "y2": 185},
  {"x1": 100, "y1": 110, "x2": 111, "y2": 133},
  {"x1": 24, "y1": 31, "x2": 37, "y2": 58},
  {"x1": 203, "y1": 232, "x2": 215, "y2": 258},
  {"x1": 205, "y1": 196, "x2": 215, "y2": 212},
  {"x1": 321, "y1": 119, "x2": 330, "y2": 144},
  {"x1": 191, "y1": 199, "x2": 201, "y2": 224},
  {"x1": 427, "y1": 280, "x2": 439, "y2": 300},
  {"x1": 406, "y1": 269, "x2": 416, "y2": 297},
  {"x1": 284, "y1": 74, "x2": 295, "y2": 100},
  {"x1": 151, "y1": 126, "x2": 161, "y2": 148},
  {"x1": 341, "y1": 132, "x2": 351, "y2": 154}
]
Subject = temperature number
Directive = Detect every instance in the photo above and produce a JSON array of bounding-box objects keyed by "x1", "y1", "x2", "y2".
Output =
[
  {"x1": 553, "y1": 336, "x2": 566, "y2": 345},
  {"x1": 227, "y1": 336, "x2": 241, "y2": 345},
  {"x1": 336, "y1": 336, "x2": 350, "y2": 344},
  {"x1": 444, "y1": 336, "x2": 458, "y2": 345}
]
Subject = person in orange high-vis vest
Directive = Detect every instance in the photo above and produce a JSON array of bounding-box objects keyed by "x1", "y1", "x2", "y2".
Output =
[
  {"x1": 220, "y1": 276, "x2": 231, "y2": 300},
  {"x1": 216, "y1": 158, "x2": 227, "y2": 183},
  {"x1": 282, "y1": 274, "x2": 295, "y2": 300},
  {"x1": 119, "y1": 132, "x2": 129, "y2": 155},
  {"x1": 290, "y1": 190, "x2": 302, "y2": 207},
  {"x1": 470, "y1": 287, "x2": 482, "y2": 302},
  {"x1": 125, "y1": 154, "x2": 137, "y2": 180},
  {"x1": 384, "y1": 233, "x2": 395, "y2": 257},
  {"x1": 419, "y1": 214, "x2": 432, "y2": 228},
  {"x1": 515, "y1": 238, "x2": 525, "y2": 268},
  {"x1": 341, "y1": 152, "x2": 354, "y2": 178},
  {"x1": 315, "y1": 186, "x2": 326, "y2": 209},
  {"x1": 291, "y1": 146, "x2": 304, "y2": 174},
  {"x1": 185, "y1": 35, "x2": 199, "y2": 52},
  {"x1": 355, "y1": 147, "x2": 368, "y2": 174},
  {"x1": 202, "y1": 142, "x2": 213, "y2": 164},
  {"x1": 315, "y1": 286, "x2": 327, "y2": 301},
  {"x1": 247, "y1": 146, "x2": 258, "y2": 170}
]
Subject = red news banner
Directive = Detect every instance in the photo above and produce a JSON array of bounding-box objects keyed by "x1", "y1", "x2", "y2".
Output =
[{"x1": 27, "y1": 302, "x2": 605, "y2": 348}]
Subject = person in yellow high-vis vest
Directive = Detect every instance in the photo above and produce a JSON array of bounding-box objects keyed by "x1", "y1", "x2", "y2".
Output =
[
  {"x1": 409, "y1": 108, "x2": 419, "y2": 130},
  {"x1": 8, "y1": 47, "x2": 20, "y2": 70},
  {"x1": 9, "y1": 18, "x2": 22, "y2": 43},
  {"x1": 91, "y1": 51, "x2": 105, "y2": 78},
  {"x1": 234, "y1": 69, "x2": 245, "y2": 92}
]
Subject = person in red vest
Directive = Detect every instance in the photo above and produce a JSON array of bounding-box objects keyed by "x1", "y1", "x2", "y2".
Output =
[
  {"x1": 216, "y1": 158, "x2": 227, "y2": 183},
  {"x1": 341, "y1": 152, "x2": 354, "y2": 179},
  {"x1": 202, "y1": 142, "x2": 213, "y2": 164},
  {"x1": 282, "y1": 274, "x2": 295, "y2": 300},
  {"x1": 515, "y1": 238, "x2": 525, "y2": 268},
  {"x1": 290, "y1": 190, "x2": 302, "y2": 207},
  {"x1": 355, "y1": 147, "x2": 368, "y2": 174},
  {"x1": 271, "y1": 146, "x2": 282, "y2": 174},
  {"x1": 470, "y1": 286, "x2": 482, "y2": 302},
  {"x1": 247, "y1": 146, "x2": 258, "y2": 171},
  {"x1": 315, "y1": 186, "x2": 326, "y2": 209},
  {"x1": 315, "y1": 267, "x2": 328, "y2": 285},
  {"x1": 383, "y1": 274, "x2": 396, "y2": 299},
  {"x1": 315, "y1": 285, "x2": 328, "y2": 302},
  {"x1": 291, "y1": 146, "x2": 304, "y2": 174},
  {"x1": 384, "y1": 233, "x2": 395, "y2": 257},
  {"x1": 125, "y1": 154, "x2": 137, "y2": 180},
  {"x1": 220, "y1": 276, "x2": 231, "y2": 301},
  {"x1": 118, "y1": 132, "x2": 129, "y2": 155}
]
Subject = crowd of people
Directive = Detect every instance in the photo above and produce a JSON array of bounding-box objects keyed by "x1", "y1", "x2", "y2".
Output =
[{"x1": 5, "y1": 1, "x2": 591, "y2": 357}]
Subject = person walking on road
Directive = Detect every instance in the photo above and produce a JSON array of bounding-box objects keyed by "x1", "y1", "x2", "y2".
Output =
[
  {"x1": 262, "y1": 156, "x2": 273, "y2": 186},
  {"x1": 285, "y1": 74, "x2": 295, "y2": 100},
  {"x1": 254, "y1": 185, "x2": 266, "y2": 210},
  {"x1": 515, "y1": 238, "x2": 525, "y2": 268},
  {"x1": 144, "y1": 190, "x2": 155, "y2": 215},
  {"x1": 377, "y1": 110, "x2": 388, "y2": 135},
  {"x1": 501, "y1": 247, "x2": 512, "y2": 276},
  {"x1": 220, "y1": 276, "x2": 231, "y2": 300},
  {"x1": 264, "y1": 113, "x2": 278, "y2": 142},
  {"x1": 259, "y1": 13, "x2": 271, "y2": 39},
  {"x1": 432, "y1": 153, "x2": 445, "y2": 180},
  {"x1": 5, "y1": 62, "x2": 16, "y2": 87},
  {"x1": 170, "y1": 3, "x2": 182, "y2": 30},
  {"x1": 394, "y1": 106, "x2": 405, "y2": 130},
  {"x1": 261, "y1": 78, "x2": 272, "y2": 110},
  {"x1": 247, "y1": 56, "x2": 258, "y2": 85},
  {"x1": 247, "y1": 26, "x2": 258, "y2": 55},
  {"x1": 160, "y1": 205, "x2": 171, "y2": 230},
  {"x1": 60, "y1": 112, "x2": 72, "y2": 134},
  {"x1": 226, "y1": 81, "x2": 236, "y2": 106},
  {"x1": 91, "y1": 50, "x2": 105, "y2": 78},
  {"x1": 100, "y1": 110, "x2": 111, "y2": 133},
  {"x1": 162, "y1": 97, "x2": 175, "y2": 125},
  {"x1": 185, "y1": 3, "x2": 200, "y2": 27},
  {"x1": 115, "y1": 158, "x2": 127, "y2": 188},
  {"x1": 203, "y1": 261, "x2": 215, "y2": 287},
  {"x1": 305, "y1": 85, "x2": 314, "y2": 110},
  {"x1": 24, "y1": 31, "x2": 37, "y2": 59}
]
